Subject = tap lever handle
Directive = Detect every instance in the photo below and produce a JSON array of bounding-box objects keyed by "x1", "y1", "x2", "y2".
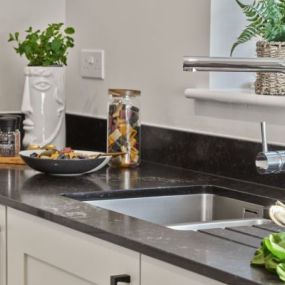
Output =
[{"x1": 261, "y1": 121, "x2": 268, "y2": 153}]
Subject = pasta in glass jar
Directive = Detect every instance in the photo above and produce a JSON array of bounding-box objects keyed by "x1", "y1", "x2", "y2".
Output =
[{"x1": 107, "y1": 89, "x2": 141, "y2": 168}]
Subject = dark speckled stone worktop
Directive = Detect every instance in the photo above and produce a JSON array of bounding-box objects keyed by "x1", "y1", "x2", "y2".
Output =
[{"x1": 2, "y1": 162, "x2": 285, "y2": 285}]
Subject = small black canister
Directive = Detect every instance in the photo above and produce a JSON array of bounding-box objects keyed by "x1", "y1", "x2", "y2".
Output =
[{"x1": 0, "y1": 117, "x2": 18, "y2": 157}]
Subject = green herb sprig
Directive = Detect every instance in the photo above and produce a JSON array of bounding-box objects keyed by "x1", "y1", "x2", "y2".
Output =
[
  {"x1": 8, "y1": 23, "x2": 75, "y2": 66},
  {"x1": 231, "y1": 0, "x2": 285, "y2": 55},
  {"x1": 251, "y1": 232, "x2": 285, "y2": 282}
]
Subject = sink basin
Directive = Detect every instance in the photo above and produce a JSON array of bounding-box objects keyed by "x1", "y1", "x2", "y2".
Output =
[{"x1": 84, "y1": 192, "x2": 271, "y2": 231}]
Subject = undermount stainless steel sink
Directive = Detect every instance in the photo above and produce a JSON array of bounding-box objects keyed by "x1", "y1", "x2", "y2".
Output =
[{"x1": 84, "y1": 193, "x2": 271, "y2": 231}]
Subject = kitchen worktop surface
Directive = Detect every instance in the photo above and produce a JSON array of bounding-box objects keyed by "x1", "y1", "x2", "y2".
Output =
[{"x1": 1, "y1": 161, "x2": 285, "y2": 285}]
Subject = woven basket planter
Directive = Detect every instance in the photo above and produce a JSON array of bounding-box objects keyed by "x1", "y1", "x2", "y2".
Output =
[{"x1": 255, "y1": 41, "x2": 285, "y2": 95}]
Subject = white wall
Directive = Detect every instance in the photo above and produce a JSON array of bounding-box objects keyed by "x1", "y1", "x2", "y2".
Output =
[
  {"x1": 210, "y1": 0, "x2": 256, "y2": 89},
  {"x1": 66, "y1": 0, "x2": 211, "y2": 130},
  {"x1": 2, "y1": 0, "x2": 285, "y2": 145},
  {"x1": 207, "y1": 0, "x2": 285, "y2": 145},
  {"x1": 0, "y1": 0, "x2": 65, "y2": 111},
  {"x1": 66, "y1": 0, "x2": 285, "y2": 145}
]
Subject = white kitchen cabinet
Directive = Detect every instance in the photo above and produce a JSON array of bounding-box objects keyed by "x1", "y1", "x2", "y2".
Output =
[
  {"x1": 0, "y1": 205, "x2": 6, "y2": 285},
  {"x1": 7, "y1": 206, "x2": 229, "y2": 285},
  {"x1": 141, "y1": 255, "x2": 226, "y2": 285},
  {"x1": 7, "y1": 208, "x2": 140, "y2": 285}
]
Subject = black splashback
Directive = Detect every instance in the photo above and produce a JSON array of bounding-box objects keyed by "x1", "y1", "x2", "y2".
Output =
[
  {"x1": 66, "y1": 113, "x2": 285, "y2": 188},
  {"x1": 66, "y1": 114, "x2": 107, "y2": 152}
]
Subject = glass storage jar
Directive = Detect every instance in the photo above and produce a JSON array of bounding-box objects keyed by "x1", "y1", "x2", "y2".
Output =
[
  {"x1": 0, "y1": 117, "x2": 18, "y2": 157},
  {"x1": 107, "y1": 89, "x2": 141, "y2": 168},
  {"x1": 14, "y1": 115, "x2": 22, "y2": 154},
  {"x1": 0, "y1": 115, "x2": 22, "y2": 154}
]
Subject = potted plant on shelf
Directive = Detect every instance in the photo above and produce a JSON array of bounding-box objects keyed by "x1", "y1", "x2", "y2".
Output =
[
  {"x1": 231, "y1": 0, "x2": 285, "y2": 96},
  {"x1": 8, "y1": 23, "x2": 75, "y2": 148}
]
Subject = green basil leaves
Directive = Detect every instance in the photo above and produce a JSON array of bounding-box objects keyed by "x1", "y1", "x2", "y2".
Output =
[{"x1": 252, "y1": 232, "x2": 285, "y2": 281}]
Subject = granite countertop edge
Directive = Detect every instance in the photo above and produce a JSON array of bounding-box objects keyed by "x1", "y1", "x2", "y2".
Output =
[
  {"x1": 0, "y1": 162, "x2": 283, "y2": 285},
  {"x1": 1, "y1": 196, "x2": 259, "y2": 285}
]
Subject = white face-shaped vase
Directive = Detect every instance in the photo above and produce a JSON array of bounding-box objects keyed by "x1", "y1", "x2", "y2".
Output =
[{"x1": 21, "y1": 66, "x2": 66, "y2": 148}]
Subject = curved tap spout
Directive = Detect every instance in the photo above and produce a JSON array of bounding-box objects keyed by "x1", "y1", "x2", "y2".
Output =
[{"x1": 183, "y1": 57, "x2": 285, "y2": 73}]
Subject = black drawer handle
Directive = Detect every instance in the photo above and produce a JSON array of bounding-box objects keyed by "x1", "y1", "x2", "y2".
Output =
[{"x1": 110, "y1": 274, "x2": 131, "y2": 285}]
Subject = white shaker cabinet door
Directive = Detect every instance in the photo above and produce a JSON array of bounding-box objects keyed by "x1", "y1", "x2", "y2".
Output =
[
  {"x1": 141, "y1": 255, "x2": 226, "y2": 285},
  {"x1": 7, "y1": 208, "x2": 140, "y2": 285},
  {"x1": 0, "y1": 205, "x2": 6, "y2": 285}
]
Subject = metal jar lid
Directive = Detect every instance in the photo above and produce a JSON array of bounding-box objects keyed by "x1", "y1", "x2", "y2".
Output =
[
  {"x1": 0, "y1": 116, "x2": 17, "y2": 132},
  {"x1": 109, "y1": 89, "x2": 141, "y2": 97},
  {"x1": 0, "y1": 114, "x2": 22, "y2": 130}
]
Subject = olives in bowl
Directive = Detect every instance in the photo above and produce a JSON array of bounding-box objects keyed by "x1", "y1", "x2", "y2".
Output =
[{"x1": 20, "y1": 148, "x2": 111, "y2": 176}]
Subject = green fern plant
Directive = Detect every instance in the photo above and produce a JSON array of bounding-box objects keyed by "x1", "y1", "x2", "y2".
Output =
[{"x1": 231, "y1": 0, "x2": 285, "y2": 55}]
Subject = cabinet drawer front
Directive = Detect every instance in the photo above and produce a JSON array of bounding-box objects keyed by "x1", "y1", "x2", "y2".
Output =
[
  {"x1": 141, "y1": 255, "x2": 226, "y2": 285},
  {"x1": 7, "y1": 208, "x2": 139, "y2": 285}
]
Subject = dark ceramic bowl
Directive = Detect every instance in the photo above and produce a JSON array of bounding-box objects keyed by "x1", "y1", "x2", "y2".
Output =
[{"x1": 20, "y1": 150, "x2": 110, "y2": 176}]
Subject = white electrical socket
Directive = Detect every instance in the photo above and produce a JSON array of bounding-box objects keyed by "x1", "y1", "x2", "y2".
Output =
[{"x1": 80, "y1": 49, "x2": 105, "y2": 79}]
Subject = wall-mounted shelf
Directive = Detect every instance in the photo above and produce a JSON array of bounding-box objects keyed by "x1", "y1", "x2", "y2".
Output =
[{"x1": 185, "y1": 88, "x2": 285, "y2": 108}]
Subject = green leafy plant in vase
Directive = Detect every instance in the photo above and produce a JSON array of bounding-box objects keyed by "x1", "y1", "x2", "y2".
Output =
[
  {"x1": 8, "y1": 22, "x2": 75, "y2": 66},
  {"x1": 231, "y1": 0, "x2": 285, "y2": 95},
  {"x1": 8, "y1": 23, "x2": 75, "y2": 149}
]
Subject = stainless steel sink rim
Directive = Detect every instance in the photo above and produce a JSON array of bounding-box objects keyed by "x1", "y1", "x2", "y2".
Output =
[
  {"x1": 84, "y1": 193, "x2": 270, "y2": 231},
  {"x1": 168, "y1": 218, "x2": 270, "y2": 231}
]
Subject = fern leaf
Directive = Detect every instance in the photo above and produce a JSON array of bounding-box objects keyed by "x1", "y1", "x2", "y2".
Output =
[
  {"x1": 238, "y1": 0, "x2": 267, "y2": 23},
  {"x1": 231, "y1": 0, "x2": 283, "y2": 55},
  {"x1": 231, "y1": 23, "x2": 262, "y2": 55},
  {"x1": 277, "y1": 0, "x2": 285, "y2": 18}
]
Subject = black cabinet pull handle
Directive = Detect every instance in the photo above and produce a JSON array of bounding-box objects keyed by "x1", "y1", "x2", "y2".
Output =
[{"x1": 110, "y1": 274, "x2": 131, "y2": 285}]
